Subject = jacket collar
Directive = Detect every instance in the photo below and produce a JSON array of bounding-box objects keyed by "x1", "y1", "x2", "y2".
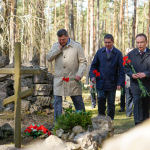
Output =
[
  {"x1": 135, "y1": 47, "x2": 150, "y2": 55},
  {"x1": 67, "y1": 38, "x2": 74, "y2": 48},
  {"x1": 102, "y1": 46, "x2": 117, "y2": 53}
]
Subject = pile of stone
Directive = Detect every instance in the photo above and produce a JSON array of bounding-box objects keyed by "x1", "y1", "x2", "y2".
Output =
[
  {"x1": 0, "y1": 55, "x2": 54, "y2": 114},
  {"x1": 48, "y1": 115, "x2": 114, "y2": 150}
]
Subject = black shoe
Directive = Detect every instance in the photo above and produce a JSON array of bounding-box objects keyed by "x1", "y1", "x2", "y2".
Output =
[
  {"x1": 119, "y1": 108, "x2": 125, "y2": 112},
  {"x1": 91, "y1": 105, "x2": 96, "y2": 109}
]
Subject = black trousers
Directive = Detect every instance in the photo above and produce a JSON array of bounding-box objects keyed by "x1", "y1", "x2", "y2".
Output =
[{"x1": 132, "y1": 93, "x2": 150, "y2": 125}]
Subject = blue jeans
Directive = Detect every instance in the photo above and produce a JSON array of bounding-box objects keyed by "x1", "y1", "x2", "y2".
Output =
[
  {"x1": 97, "y1": 89, "x2": 116, "y2": 120},
  {"x1": 132, "y1": 93, "x2": 149, "y2": 125},
  {"x1": 54, "y1": 95, "x2": 85, "y2": 121}
]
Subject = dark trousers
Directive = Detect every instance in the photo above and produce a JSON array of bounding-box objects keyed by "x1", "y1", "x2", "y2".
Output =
[
  {"x1": 54, "y1": 95, "x2": 85, "y2": 121},
  {"x1": 125, "y1": 87, "x2": 133, "y2": 117},
  {"x1": 132, "y1": 93, "x2": 149, "y2": 125},
  {"x1": 120, "y1": 86, "x2": 125, "y2": 109},
  {"x1": 97, "y1": 89, "x2": 116, "y2": 120}
]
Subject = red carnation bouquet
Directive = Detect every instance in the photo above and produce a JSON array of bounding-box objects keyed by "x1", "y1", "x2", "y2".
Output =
[
  {"x1": 123, "y1": 56, "x2": 150, "y2": 97},
  {"x1": 24, "y1": 124, "x2": 51, "y2": 138},
  {"x1": 62, "y1": 77, "x2": 82, "y2": 86},
  {"x1": 90, "y1": 70, "x2": 100, "y2": 96}
]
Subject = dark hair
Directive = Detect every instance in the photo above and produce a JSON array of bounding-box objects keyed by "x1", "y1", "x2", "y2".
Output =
[
  {"x1": 104, "y1": 34, "x2": 114, "y2": 42},
  {"x1": 57, "y1": 29, "x2": 68, "y2": 37},
  {"x1": 136, "y1": 33, "x2": 147, "y2": 41}
]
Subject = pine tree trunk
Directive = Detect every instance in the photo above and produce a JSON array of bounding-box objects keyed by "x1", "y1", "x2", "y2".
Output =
[
  {"x1": 119, "y1": 0, "x2": 124, "y2": 50},
  {"x1": 70, "y1": 0, "x2": 75, "y2": 40},
  {"x1": 132, "y1": 0, "x2": 136, "y2": 48},
  {"x1": 96, "y1": 0, "x2": 100, "y2": 51},
  {"x1": 126, "y1": 0, "x2": 130, "y2": 48},
  {"x1": 65, "y1": 0, "x2": 69, "y2": 31},
  {"x1": 85, "y1": 0, "x2": 90, "y2": 63},
  {"x1": 89, "y1": 0, "x2": 94, "y2": 63},
  {"x1": 147, "y1": 0, "x2": 150, "y2": 47},
  {"x1": 113, "y1": 0, "x2": 116, "y2": 38},
  {"x1": 40, "y1": 0, "x2": 46, "y2": 67},
  {"x1": 9, "y1": 0, "x2": 17, "y2": 64},
  {"x1": 76, "y1": 0, "x2": 79, "y2": 41}
]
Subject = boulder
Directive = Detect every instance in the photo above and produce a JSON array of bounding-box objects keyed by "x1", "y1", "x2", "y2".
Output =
[
  {"x1": 91, "y1": 115, "x2": 113, "y2": 132},
  {"x1": 72, "y1": 125, "x2": 83, "y2": 134},
  {"x1": 103, "y1": 119, "x2": 150, "y2": 150},
  {"x1": 0, "y1": 123, "x2": 13, "y2": 138}
]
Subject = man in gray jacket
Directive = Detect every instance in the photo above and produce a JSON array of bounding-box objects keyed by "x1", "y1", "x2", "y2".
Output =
[
  {"x1": 124, "y1": 33, "x2": 150, "y2": 125},
  {"x1": 46, "y1": 29, "x2": 87, "y2": 122}
]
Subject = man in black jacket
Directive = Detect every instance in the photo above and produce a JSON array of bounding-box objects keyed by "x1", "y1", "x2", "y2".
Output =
[
  {"x1": 90, "y1": 34, "x2": 125, "y2": 120},
  {"x1": 124, "y1": 33, "x2": 150, "y2": 125}
]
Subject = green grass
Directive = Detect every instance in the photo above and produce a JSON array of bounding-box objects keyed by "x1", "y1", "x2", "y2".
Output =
[{"x1": 66, "y1": 93, "x2": 134, "y2": 136}]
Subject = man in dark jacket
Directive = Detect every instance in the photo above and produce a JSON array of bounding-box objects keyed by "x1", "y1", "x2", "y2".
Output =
[
  {"x1": 90, "y1": 34, "x2": 125, "y2": 120},
  {"x1": 124, "y1": 33, "x2": 150, "y2": 125}
]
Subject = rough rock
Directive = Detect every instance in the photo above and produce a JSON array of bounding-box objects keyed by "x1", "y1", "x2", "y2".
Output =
[
  {"x1": 0, "y1": 123, "x2": 13, "y2": 139},
  {"x1": 34, "y1": 84, "x2": 52, "y2": 96},
  {"x1": 21, "y1": 100, "x2": 30, "y2": 112},
  {"x1": 91, "y1": 115, "x2": 113, "y2": 132},
  {"x1": 56, "y1": 129, "x2": 64, "y2": 138},
  {"x1": 72, "y1": 125, "x2": 83, "y2": 134},
  {"x1": 103, "y1": 119, "x2": 150, "y2": 150}
]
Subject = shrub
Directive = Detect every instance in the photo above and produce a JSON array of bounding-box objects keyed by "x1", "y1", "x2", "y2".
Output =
[{"x1": 52, "y1": 108, "x2": 92, "y2": 135}]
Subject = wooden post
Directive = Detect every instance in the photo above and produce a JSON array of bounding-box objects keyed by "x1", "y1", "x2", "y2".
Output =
[
  {"x1": 0, "y1": 42, "x2": 41, "y2": 148},
  {"x1": 14, "y1": 42, "x2": 21, "y2": 147}
]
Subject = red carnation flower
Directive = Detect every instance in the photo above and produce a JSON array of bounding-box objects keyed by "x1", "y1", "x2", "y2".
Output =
[
  {"x1": 33, "y1": 125, "x2": 38, "y2": 129},
  {"x1": 123, "y1": 61, "x2": 126, "y2": 66},
  {"x1": 63, "y1": 77, "x2": 66, "y2": 81},
  {"x1": 125, "y1": 81, "x2": 127, "y2": 86},
  {"x1": 65, "y1": 78, "x2": 69, "y2": 82},
  {"x1": 90, "y1": 85, "x2": 93, "y2": 88},
  {"x1": 93, "y1": 70, "x2": 97, "y2": 74},
  {"x1": 127, "y1": 60, "x2": 131, "y2": 63},
  {"x1": 25, "y1": 128, "x2": 32, "y2": 133},
  {"x1": 123, "y1": 56, "x2": 128, "y2": 61},
  {"x1": 96, "y1": 72, "x2": 100, "y2": 77}
]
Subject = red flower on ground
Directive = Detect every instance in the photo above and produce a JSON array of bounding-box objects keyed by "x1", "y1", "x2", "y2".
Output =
[
  {"x1": 123, "y1": 56, "x2": 128, "y2": 61},
  {"x1": 65, "y1": 78, "x2": 69, "y2": 82},
  {"x1": 25, "y1": 128, "x2": 32, "y2": 133},
  {"x1": 63, "y1": 77, "x2": 66, "y2": 81},
  {"x1": 93, "y1": 70, "x2": 97, "y2": 74},
  {"x1": 33, "y1": 124, "x2": 38, "y2": 129}
]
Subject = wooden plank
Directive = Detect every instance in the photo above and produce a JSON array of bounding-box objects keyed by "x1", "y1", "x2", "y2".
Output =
[
  {"x1": 3, "y1": 87, "x2": 33, "y2": 106},
  {"x1": 0, "y1": 68, "x2": 14, "y2": 74},
  {"x1": 14, "y1": 42, "x2": 21, "y2": 148},
  {"x1": 20, "y1": 68, "x2": 41, "y2": 74}
]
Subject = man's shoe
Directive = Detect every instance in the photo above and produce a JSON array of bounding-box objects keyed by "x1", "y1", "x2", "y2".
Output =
[
  {"x1": 91, "y1": 105, "x2": 96, "y2": 109},
  {"x1": 49, "y1": 125, "x2": 54, "y2": 131},
  {"x1": 119, "y1": 108, "x2": 125, "y2": 112}
]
